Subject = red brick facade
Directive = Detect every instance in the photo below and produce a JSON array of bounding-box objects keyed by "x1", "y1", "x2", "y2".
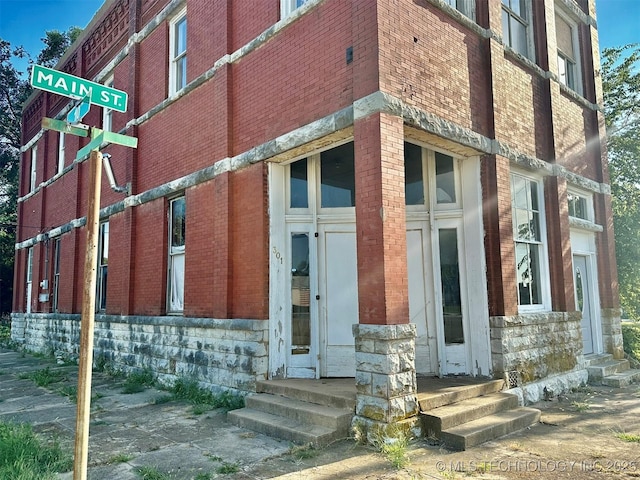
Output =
[{"x1": 14, "y1": 0, "x2": 620, "y2": 386}]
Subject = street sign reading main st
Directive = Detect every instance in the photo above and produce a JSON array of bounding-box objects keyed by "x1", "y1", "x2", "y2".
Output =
[{"x1": 31, "y1": 65, "x2": 128, "y2": 113}]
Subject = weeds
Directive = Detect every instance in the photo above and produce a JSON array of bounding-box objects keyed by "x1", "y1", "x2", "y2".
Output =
[
  {"x1": 107, "y1": 453, "x2": 133, "y2": 464},
  {"x1": 0, "y1": 421, "x2": 72, "y2": 479},
  {"x1": 371, "y1": 426, "x2": 411, "y2": 469},
  {"x1": 288, "y1": 443, "x2": 318, "y2": 460},
  {"x1": 135, "y1": 465, "x2": 170, "y2": 480},
  {"x1": 615, "y1": 432, "x2": 640, "y2": 443},
  {"x1": 58, "y1": 385, "x2": 78, "y2": 403},
  {"x1": 168, "y1": 378, "x2": 244, "y2": 414},
  {"x1": 194, "y1": 474, "x2": 212, "y2": 480},
  {"x1": 216, "y1": 462, "x2": 240, "y2": 474},
  {"x1": 571, "y1": 401, "x2": 591, "y2": 412},
  {"x1": 121, "y1": 368, "x2": 155, "y2": 394},
  {"x1": 19, "y1": 367, "x2": 66, "y2": 387}
]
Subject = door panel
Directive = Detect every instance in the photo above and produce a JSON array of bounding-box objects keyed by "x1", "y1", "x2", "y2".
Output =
[
  {"x1": 320, "y1": 226, "x2": 358, "y2": 377},
  {"x1": 574, "y1": 255, "x2": 594, "y2": 355}
]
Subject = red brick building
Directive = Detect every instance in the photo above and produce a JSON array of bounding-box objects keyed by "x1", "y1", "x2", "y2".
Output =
[{"x1": 13, "y1": 0, "x2": 623, "y2": 430}]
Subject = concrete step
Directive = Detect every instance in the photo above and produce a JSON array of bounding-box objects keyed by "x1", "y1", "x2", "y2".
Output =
[
  {"x1": 227, "y1": 408, "x2": 344, "y2": 446},
  {"x1": 602, "y1": 369, "x2": 640, "y2": 388},
  {"x1": 584, "y1": 353, "x2": 613, "y2": 366},
  {"x1": 588, "y1": 359, "x2": 630, "y2": 382},
  {"x1": 245, "y1": 393, "x2": 353, "y2": 431},
  {"x1": 422, "y1": 392, "x2": 519, "y2": 435},
  {"x1": 256, "y1": 379, "x2": 356, "y2": 410},
  {"x1": 439, "y1": 407, "x2": 541, "y2": 451},
  {"x1": 416, "y1": 379, "x2": 505, "y2": 411}
]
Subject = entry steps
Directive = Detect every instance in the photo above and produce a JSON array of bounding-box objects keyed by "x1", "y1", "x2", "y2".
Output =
[
  {"x1": 228, "y1": 379, "x2": 356, "y2": 446},
  {"x1": 586, "y1": 353, "x2": 640, "y2": 387},
  {"x1": 418, "y1": 378, "x2": 540, "y2": 451}
]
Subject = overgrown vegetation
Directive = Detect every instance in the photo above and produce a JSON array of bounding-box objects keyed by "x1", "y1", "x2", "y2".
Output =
[
  {"x1": 107, "y1": 453, "x2": 133, "y2": 464},
  {"x1": 622, "y1": 323, "x2": 640, "y2": 363},
  {"x1": 288, "y1": 443, "x2": 318, "y2": 461},
  {"x1": 121, "y1": 368, "x2": 155, "y2": 394},
  {"x1": 168, "y1": 378, "x2": 245, "y2": 414},
  {"x1": 0, "y1": 421, "x2": 72, "y2": 479},
  {"x1": 370, "y1": 426, "x2": 412, "y2": 469},
  {"x1": 18, "y1": 367, "x2": 66, "y2": 387},
  {"x1": 615, "y1": 432, "x2": 640, "y2": 443},
  {"x1": 135, "y1": 465, "x2": 170, "y2": 480}
]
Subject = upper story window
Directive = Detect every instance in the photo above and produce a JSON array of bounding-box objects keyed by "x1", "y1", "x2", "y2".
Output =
[
  {"x1": 29, "y1": 145, "x2": 37, "y2": 193},
  {"x1": 501, "y1": 0, "x2": 533, "y2": 59},
  {"x1": 567, "y1": 190, "x2": 593, "y2": 222},
  {"x1": 57, "y1": 132, "x2": 65, "y2": 175},
  {"x1": 102, "y1": 75, "x2": 114, "y2": 132},
  {"x1": 511, "y1": 172, "x2": 550, "y2": 311},
  {"x1": 281, "y1": 0, "x2": 310, "y2": 19},
  {"x1": 555, "y1": 8, "x2": 582, "y2": 94},
  {"x1": 169, "y1": 9, "x2": 187, "y2": 95},
  {"x1": 444, "y1": 0, "x2": 476, "y2": 20}
]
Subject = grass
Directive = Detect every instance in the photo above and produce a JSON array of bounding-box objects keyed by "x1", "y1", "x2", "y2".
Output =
[
  {"x1": 135, "y1": 466, "x2": 170, "y2": 480},
  {"x1": 107, "y1": 453, "x2": 134, "y2": 464},
  {"x1": 288, "y1": 443, "x2": 318, "y2": 461},
  {"x1": 58, "y1": 385, "x2": 78, "y2": 403},
  {"x1": 571, "y1": 401, "x2": 591, "y2": 412},
  {"x1": 0, "y1": 421, "x2": 72, "y2": 479},
  {"x1": 0, "y1": 324, "x2": 10, "y2": 345},
  {"x1": 371, "y1": 427, "x2": 411, "y2": 469},
  {"x1": 216, "y1": 462, "x2": 240, "y2": 474},
  {"x1": 19, "y1": 367, "x2": 66, "y2": 387},
  {"x1": 168, "y1": 378, "x2": 245, "y2": 414},
  {"x1": 615, "y1": 432, "x2": 640, "y2": 443},
  {"x1": 121, "y1": 368, "x2": 155, "y2": 394}
]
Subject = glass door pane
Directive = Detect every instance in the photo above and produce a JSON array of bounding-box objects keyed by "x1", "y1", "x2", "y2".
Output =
[
  {"x1": 291, "y1": 233, "x2": 310, "y2": 354},
  {"x1": 438, "y1": 228, "x2": 463, "y2": 344}
]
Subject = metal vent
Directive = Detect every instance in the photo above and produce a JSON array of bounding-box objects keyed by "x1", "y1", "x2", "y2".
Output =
[{"x1": 507, "y1": 370, "x2": 521, "y2": 389}]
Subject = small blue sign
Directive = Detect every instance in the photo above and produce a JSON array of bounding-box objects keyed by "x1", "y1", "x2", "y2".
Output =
[{"x1": 66, "y1": 95, "x2": 91, "y2": 123}]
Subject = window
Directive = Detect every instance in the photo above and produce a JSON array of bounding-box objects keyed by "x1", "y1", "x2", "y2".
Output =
[
  {"x1": 169, "y1": 10, "x2": 187, "y2": 95},
  {"x1": 96, "y1": 222, "x2": 109, "y2": 312},
  {"x1": 168, "y1": 197, "x2": 185, "y2": 313},
  {"x1": 26, "y1": 247, "x2": 33, "y2": 314},
  {"x1": 29, "y1": 145, "x2": 37, "y2": 192},
  {"x1": 501, "y1": 0, "x2": 532, "y2": 58},
  {"x1": 281, "y1": 0, "x2": 310, "y2": 18},
  {"x1": 404, "y1": 142, "x2": 460, "y2": 209},
  {"x1": 567, "y1": 190, "x2": 592, "y2": 221},
  {"x1": 102, "y1": 75, "x2": 114, "y2": 132},
  {"x1": 444, "y1": 0, "x2": 476, "y2": 20},
  {"x1": 555, "y1": 9, "x2": 581, "y2": 93},
  {"x1": 511, "y1": 173, "x2": 550, "y2": 310},
  {"x1": 52, "y1": 239, "x2": 61, "y2": 312},
  {"x1": 57, "y1": 132, "x2": 65, "y2": 175}
]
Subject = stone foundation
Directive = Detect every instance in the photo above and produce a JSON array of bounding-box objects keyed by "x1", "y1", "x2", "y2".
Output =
[
  {"x1": 352, "y1": 324, "x2": 421, "y2": 441},
  {"x1": 10, "y1": 313, "x2": 268, "y2": 393},
  {"x1": 490, "y1": 312, "x2": 583, "y2": 385},
  {"x1": 601, "y1": 308, "x2": 624, "y2": 359}
]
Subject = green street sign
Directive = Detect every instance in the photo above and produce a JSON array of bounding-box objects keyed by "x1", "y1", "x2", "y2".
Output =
[
  {"x1": 41, "y1": 118, "x2": 89, "y2": 137},
  {"x1": 75, "y1": 129, "x2": 138, "y2": 161},
  {"x1": 31, "y1": 65, "x2": 128, "y2": 113}
]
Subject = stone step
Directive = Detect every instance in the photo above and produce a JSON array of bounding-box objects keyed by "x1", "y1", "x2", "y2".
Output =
[
  {"x1": 587, "y1": 359, "x2": 630, "y2": 382},
  {"x1": 245, "y1": 394, "x2": 353, "y2": 431},
  {"x1": 256, "y1": 379, "x2": 356, "y2": 410},
  {"x1": 439, "y1": 407, "x2": 541, "y2": 451},
  {"x1": 227, "y1": 408, "x2": 344, "y2": 446},
  {"x1": 416, "y1": 379, "x2": 505, "y2": 411},
  {"x1": 602, "y1": 369, "x2": 640, "y2": 388},
  {"x1": 584, "y1": 353, "x2": 613, "y2": 366},
  {"x1": 422, "y1": 392, "x2": 519, "y2": 435}
]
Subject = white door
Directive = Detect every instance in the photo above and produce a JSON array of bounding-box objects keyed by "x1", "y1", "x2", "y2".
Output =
[
  {"x1": 574, "y1": 255, "x2": 595, "y2": 354},
  {"x1": 318, "y1": 224, "x2": 358, "y2": 377}
]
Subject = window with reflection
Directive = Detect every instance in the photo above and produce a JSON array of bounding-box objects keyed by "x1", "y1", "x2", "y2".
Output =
[
  {"x1": 290, "y1": 160, "x2": 308, "y2": 209},
  {"x1": 320, "y1": 142, "x2": 355, "y2": 208},
  {"x1": 404, "y1": 142, "x2": 424, "y2": 205},
  {"x1": 291, "y1": 233, "x2": 310, "y2": 354}
]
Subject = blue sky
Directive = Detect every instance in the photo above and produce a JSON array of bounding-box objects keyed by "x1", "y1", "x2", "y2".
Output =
[{"x1": 0, "y1": 0, "x2": 638, "y2": 77}]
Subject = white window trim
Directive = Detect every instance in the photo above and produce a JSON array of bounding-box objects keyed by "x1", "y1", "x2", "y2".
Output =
[
  {"x1": 96, "y1": 222, "x2": 109, "y2": 312},
  {"x1": 168, "y1": 8, "x2": 187, "y2": 96},
  {"x1": 30, "y1": 145, "x2": 37, "y2": 192},
  {"x1": 52, "y1": 238, "x2": 61, "y2": 313},
  {"x1": 102, "y1": 75, "x2": 114, "y2": 132},
  {"x1": 555, "y1": 6, "x2": 583, "y2": 95},
  {"x1": 57, "y1": 132, "x2": 65, "y2": 175},
  {"x1": 511, "y1": 171, "x2": 552, "y2": 313},
  {"x1": 502, "y1": 0, "x2": 535, "y2": 61},
  {"x1": 567, "y1": 187, "x2": 594, "y2": 222},
  {"x1": 281, "y1": 0, "x2": 308, "y2": 19}
]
